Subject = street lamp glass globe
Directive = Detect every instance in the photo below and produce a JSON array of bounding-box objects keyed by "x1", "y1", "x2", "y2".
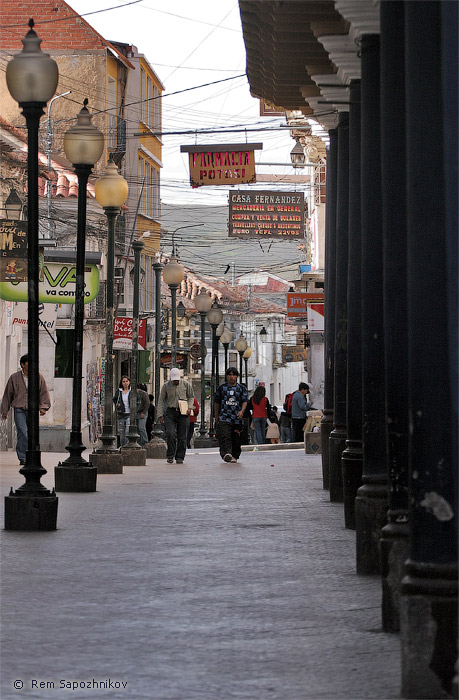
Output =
[
  {"x1": 64, "y1": 100, "x2": 105, "y2": 166},
  {"x1": 163, "y1": 255, "x2": 185, "y2": 286},
  {"x1": 235, "y1": 333, "x2": 248, "y2": 353},
  {"x1": 219, "y1": 328, "x2": 232, "y2": 345},
  {"x1": 216, "y1": 321, "x2": 225, "y2": 337},
  {"x1": 5, "y1": 189, "x2": 23, "y2": 219},
  {"x1": 6, "y1": 20, "x2": 58, "y2": 105},
  {"x1": 95, "y1": 161, "x2": 128, "y2": 208},
  {"x1": 194, "y1": 292, "x2": 213, "y2": 314},
  {"x1": 206, "y1": 303, "x2": 223, "y2": 327},
  {"x1": 243, "y1": 346, "x2": 252, "y2": 359}
]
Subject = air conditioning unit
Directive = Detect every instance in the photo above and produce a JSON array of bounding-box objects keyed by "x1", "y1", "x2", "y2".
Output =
[{"x1": 114, "y1": 266, "x2": 124, "y2": 280}]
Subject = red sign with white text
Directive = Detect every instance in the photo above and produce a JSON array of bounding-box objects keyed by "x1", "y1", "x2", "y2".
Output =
[
  {"x1": 287, "y1": 292, "x2": 324, "y2": 318},
  {"x1": 113, "y1": 317, "x2": 147, "y2": 350}
]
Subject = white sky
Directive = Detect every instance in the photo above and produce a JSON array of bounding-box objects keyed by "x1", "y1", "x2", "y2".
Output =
[{"x1": 69, "y1": 0, "x2": 300, "y2": 206}]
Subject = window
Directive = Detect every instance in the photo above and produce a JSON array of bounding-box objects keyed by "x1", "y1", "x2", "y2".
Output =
[{"x1": 140, "y1": 67, "x2": 146, "y2": 123}]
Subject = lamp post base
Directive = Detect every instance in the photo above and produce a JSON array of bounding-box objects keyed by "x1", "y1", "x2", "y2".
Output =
[
  {"x1": 54, "y1": 464, "x2": 97, "y2": 492},
  {"x1": 5, "y1": 491, "x2": 58, "y2": 531},
  {"x1": 146, "y1": 436, "x2": 167, "y2": 459},
  {"x1": 89, "y1": 451, "x2": 124, "y2": 474},
  {"x1": 193, "y1": 436, "x2": 215, "y2": 448},
  {"x1": 120, "y1": 446, "x2": 146, "y2": 466}
]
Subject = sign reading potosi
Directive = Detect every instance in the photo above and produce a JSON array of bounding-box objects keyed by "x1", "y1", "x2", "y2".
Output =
[{"x1": 180, "y1": 143, "x2": 262, "y2": 188}]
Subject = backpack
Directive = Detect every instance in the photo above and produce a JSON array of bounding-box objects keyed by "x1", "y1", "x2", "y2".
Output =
[{"x1": 283, "y1": 393, "x2": 293, "y2": 416}]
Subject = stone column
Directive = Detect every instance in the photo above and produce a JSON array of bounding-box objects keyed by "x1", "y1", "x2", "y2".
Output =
[
  {"x1": 342, "y1": 80, "x2": 363, "y2": 530},
  {"x1": 320, "y1": 128, "x2": 338, "y2": 490},
  {"x1": 355, "y1": 34, "x2": 388, "y2": 575},
  {"x1": 401, "y1": 2, "x2": 458, "y2": 697},
  {"x1": 379, "y1": 0, "x2": 409, "y2": 633},
  {"x1": 329, "y1": 111, "x2": 349, "y2": 503}
]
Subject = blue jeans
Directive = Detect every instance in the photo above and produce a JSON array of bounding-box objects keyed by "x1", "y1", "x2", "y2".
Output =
[
  {"x1": 14, "y1": 407, "x2": 28, "y2": 461},
  {"x1": 137, "y1": 416, "x2": 148, "y2": 446},
  {"x1": 253, "y1": 417, "x2": 267, "y2": 445},
  {"x1": 117, "y1": 415, "x2": 130, "y2": 446}
]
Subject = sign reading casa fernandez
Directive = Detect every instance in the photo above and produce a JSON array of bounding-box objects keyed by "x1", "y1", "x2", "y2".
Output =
[
  {"x1": 229, "y1": 190, "x2": 305, "y2": 239},
  {"x1": 180, "y1": 143, "x2": 262, "y2": 188}
]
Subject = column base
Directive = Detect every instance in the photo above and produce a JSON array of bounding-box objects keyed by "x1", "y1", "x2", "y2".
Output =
[
  {"x1": 121, "y1": 446, "x2": 146, "y2": 466},
  {"x1": 401, "y1": 562, "x2": 458, "y2": 699},
  {"x1": 146, "y1": 437, "x2": 167, "y2": 459},
  {"x1": 329, "y1": 426, "x2": 347, "y2": 503},
  {"x1": 380, "y1": 517, "x2": 409, "y2": 632},
  {"x1": 355, "y1": 479, "x2": 388, "y2": 574},
  {"x1": 89, "y1": 451, "x2": 124, "y2": 474},
  {"x1": 4, "y1": 493, "x2": 58, "y2": 530},
  {"x1": 54, "y1": 464, "x2": 97, "y2": 492},
  {"x1": 341, "y1": 438, "x2": 363, "y2": 529},
  {"x1": 320, "y1": 409, "x2": 333, "y2": 490}
]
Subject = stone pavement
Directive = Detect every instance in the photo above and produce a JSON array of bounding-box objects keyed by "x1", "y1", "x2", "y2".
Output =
[{"x1": 0, "y1": 447, "x2": 401, "y2": 700}]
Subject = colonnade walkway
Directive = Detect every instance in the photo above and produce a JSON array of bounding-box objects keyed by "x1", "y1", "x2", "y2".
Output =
[{"x1": 1, "y1": 446, "x2": 401, "y2": 700}]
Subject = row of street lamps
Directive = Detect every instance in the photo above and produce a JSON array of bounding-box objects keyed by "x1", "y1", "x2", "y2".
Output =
[{"x1": 4, "y1": 19, "x2": 253, "y2": 529}]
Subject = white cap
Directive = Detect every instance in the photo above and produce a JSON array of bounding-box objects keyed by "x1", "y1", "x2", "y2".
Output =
[{"x1": 170, "y1": 368, "x2": 181, "y2": 381}]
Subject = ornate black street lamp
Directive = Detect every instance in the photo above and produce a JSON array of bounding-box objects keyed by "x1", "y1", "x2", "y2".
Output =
[
  {"x1": 122, "y1": 238, "x2": 147, "y2": 465},
  {"x1": 215, "y1": 321, "x2": 224, "y2": 389},
  {"x1": 89, "y1": 160, "x2": 128, "y2": 474},
  {"x1": 5, "y1": 19, "x2": 59, "y2": 530},
  {"x1": 162, "y1": 253, "x2": 185, "y2": 367},
  {"x1": 5, "y1": 188, "x2": 23, "y2": 219},
  {"x1": 194, "y1": 292, "x2": 213, "y2": 439},
  {"x1": 146, "y1": 257, "x2": 167, "y2": 457},
  {"x1": 243, "y1": 346, "x2": 252, "y2": 387},
  {"x1": 219, "y1": 326, "x2": 233, "y2": 371},
  {"x1": 235, "y1": 332, "x2": 248, "y2": 379},
  {"x1": 206, "y1": 301, "x2": 223, "y2": 438},
  {"x1": 55, "y1": 99, "x2": 104, "y2": 492}
]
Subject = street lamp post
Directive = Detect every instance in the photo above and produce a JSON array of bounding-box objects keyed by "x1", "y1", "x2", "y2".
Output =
[
  {"x1": 194, "y1": 292, "x2": 213, "y2": 440},
  {"x1": 162, "y1": 254, "x2": 185, "y2": 368},
  {"x1": 215, "y1": 321, "x2": 225, "y2": 389},
  {"x1": 206, "y1": 302, "x2": 223, "y2": 438},
  {"x1": 5, "y1": 19, "x2": 59, "y2": 530},
  {"x1": 219, "y1": 326, "x2": 233, "y2": 372},
  {"x1": 146, "y1": 257, "x2": 167, "y2": 457},
  {"x1": 55, "y1": 99, "x2": 104, "y2": 493},
  {"x1": 122, "y1": 238, "x2": 147, "y2": 465},
  {"x1": 235, "y1": 332, "x2": 248, "y2": 379},
  {"x1": 89, "y1": 160, "x2": 128, "y2": 474},
  {"x1": 243, "y1": 346, "x2": 252, "y2": 387}
]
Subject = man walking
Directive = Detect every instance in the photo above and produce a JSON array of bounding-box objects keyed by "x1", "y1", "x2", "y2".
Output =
[
  {"x1": 214, "y1": 367, "x2": 248, "y2": 463},
  {"x1": 1, "y1": 354, "x2": 50, "y2": 465},
  {"x1": 291, "y1": 382, "x2": 312, "y2": 442},
  {"x1": 157, "y1": 368, "x2": 194, "y2": 464}
]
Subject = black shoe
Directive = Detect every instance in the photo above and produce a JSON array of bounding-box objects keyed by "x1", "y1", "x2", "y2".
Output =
[{"x1": 176, "y1": 459, "x2": 184, "y2": 464}]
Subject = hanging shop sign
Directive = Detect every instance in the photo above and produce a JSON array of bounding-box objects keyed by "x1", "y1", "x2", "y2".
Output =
[
  {"x1": 180, "y1": 143, "x2": 262, "y2": 188},
  {"x1": 287, "y1": 292, "x2": 324, "y2": 318},
  {"x1": 0, "y1": 262, "x2": 100, "y2": 304},
  {"x1": 281, "y1": 345, "x2": 307, "y2": 363},
  {"x1": 189, "y1": 343, "x2": 207, "y2": 360},
  {"x1": 229, "y1": 191, "x2": 305, "y2": 239},
  {"x1": 160, "y1": 353, "x2": 187, "y2": 370},
  {"x1": 12, "y1": 301, "x2": 59, "y2": 331},
  {"x1": 0, "y1": 220, "x2": 27, "y2": 283},
  {"x1": 113, "y1": 317, "x2": 147, "y2": 350},
  {"x1": 307, "y1": 302, "x2": 325, "y2": 331}
]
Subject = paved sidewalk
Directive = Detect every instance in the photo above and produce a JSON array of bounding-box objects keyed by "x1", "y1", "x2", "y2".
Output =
[{"x1": 0, "y1": 447, "x2": 401, "y2": 700}]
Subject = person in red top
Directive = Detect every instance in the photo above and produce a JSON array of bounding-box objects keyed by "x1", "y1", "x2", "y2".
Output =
[
  {"x1": 187, "y1": 397, "x2": 200, "y2": 449},
  {"x1": 247, "y1": 385, "x2": 271, "y2": 445}
]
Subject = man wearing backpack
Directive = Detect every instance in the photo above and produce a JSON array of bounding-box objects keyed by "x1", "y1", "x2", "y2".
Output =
[{"x1": 291, "y1": 382, "x2": 312, "y2": 442}]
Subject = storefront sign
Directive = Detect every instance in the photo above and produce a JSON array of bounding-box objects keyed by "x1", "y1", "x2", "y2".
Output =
[
  {"x1": 282, "y1": 345, "x2": 307, "y2": 363},
  {"x1": 307, "y1": 302, "x2": 325, "y2": 331},
  {"x1": 229, "y1": 191, "x2": 305, "y2": 239},
  {"x1": 113, "y1": 317, "x2": 147, "y2": 350},
  {"x1": 0, "y1": 262, "x2": 100, "y2": 304},
  {"x1": 160, "y1": 353, "x2": 187, "y2": 369},
  {"x1": 180, "y1": 143, "x2": 262, "y2": 188},
  {"x1": 287, "y1": 292, "x2": 324, "y2": 318},
  {"x1": 0, "y1": 220, "x2": 27, "y2": 282},
  {"x1": 12, "y1": 302, "x2": 59, "y2": 331}
]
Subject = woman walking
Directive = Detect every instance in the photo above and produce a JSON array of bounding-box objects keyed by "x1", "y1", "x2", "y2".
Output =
[
  {"x1": 248, "y1": 385, "x2": 271, "y2": 445},
  {"x1": 113, "y1": 375, "x2": 131, "y2": 446}
]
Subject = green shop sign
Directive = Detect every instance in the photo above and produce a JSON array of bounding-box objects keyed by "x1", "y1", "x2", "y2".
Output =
[{"x1": 0, "y1": 262, "x2": 99, "y2": 304}]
